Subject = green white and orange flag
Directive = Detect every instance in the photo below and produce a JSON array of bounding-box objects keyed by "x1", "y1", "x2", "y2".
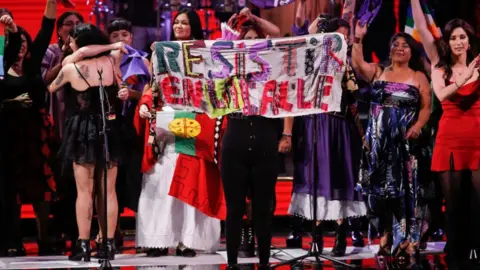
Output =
[
  {"x1": 0, "y1": 25, "x2": 5, "y2": 79},
  {"x1": 156, "y1": 110, "x2": 222, "y2": 163},
  {"x1": 405, "y1": 0, "x2": 441, "y2": 42}
]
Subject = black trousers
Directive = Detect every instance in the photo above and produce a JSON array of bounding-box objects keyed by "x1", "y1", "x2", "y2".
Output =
[{"x1": 221, "y1": 116, "x2": 279, "y2": 265}]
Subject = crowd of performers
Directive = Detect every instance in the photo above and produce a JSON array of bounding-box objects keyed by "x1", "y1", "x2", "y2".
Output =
[{"x1": 0, "y1": 0, "x2": 480, "y2": 269}]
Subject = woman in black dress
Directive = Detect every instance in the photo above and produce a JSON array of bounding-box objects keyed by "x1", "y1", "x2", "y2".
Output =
[
  {"x1": 0, "y1": 0, "x2": 57, "y2": 256},
  {"x1": 48, "y1": 23, "x2": 124, "y2": 261}
]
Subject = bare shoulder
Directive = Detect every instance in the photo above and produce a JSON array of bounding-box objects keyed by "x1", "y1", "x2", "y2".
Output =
[{"x1": 414, "y1": 70, "x2": 429, "y2": 82}]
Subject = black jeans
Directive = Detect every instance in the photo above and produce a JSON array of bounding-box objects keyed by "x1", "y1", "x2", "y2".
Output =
[{"x1": 221, "y1": 116, "x2": 279, "y2": 265}]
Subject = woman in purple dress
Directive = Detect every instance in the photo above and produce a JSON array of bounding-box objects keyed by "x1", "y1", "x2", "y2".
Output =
[{"x1": 288, "y1": 18, "x2": 367, "y2": 257}]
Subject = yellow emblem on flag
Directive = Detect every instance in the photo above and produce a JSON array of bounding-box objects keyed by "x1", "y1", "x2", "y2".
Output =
[{"x1": 168, "y1": 118, "x2": 201, "y2": 139}]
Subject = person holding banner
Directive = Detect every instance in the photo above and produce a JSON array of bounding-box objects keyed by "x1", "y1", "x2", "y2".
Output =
[
  {"x1": 288, "y1": 18, "x2": 367, "y2": 258},
  {"x1": 222, "y1": 8, "x2": 282, "y2": 259},
  {"x1": 135, "y1": 8, "x2": 222, "y2": 257},
  {"x1": 353, "y1": 21, "x2": 432, "y2": 267}
]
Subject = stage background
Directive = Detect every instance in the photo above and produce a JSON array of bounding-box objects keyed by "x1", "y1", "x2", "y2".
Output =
[{"x1": 0, "y1": 0, "x2": 312, "y2": 219}]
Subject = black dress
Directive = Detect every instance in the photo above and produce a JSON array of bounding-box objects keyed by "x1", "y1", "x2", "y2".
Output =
[
  {"x1": 59, "y1": 66, "x2": 123, "y2": 169},
  {"x1": 0, "y1": 17, "x2": 56, "y2": 250}
]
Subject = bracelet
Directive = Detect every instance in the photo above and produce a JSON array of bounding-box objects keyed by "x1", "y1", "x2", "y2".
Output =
[
  {"x1": 282, "y1": 133, "x2": 292, "y2": 137},
  {"x1": 354, "y1": 37, "x2": 362, "y2": 44}
]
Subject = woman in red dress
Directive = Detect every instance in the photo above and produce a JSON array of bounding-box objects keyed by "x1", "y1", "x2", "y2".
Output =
[{"x1": 431, "y1": 19, "x2": 480, "y2": 269}]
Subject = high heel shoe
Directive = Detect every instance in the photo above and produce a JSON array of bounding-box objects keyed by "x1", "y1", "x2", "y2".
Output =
[
  {"x1": 96, "y1": 238, "x2": 116, "y2": 260},
  {"x1": 68, "y1": 239, "x2": 91, "y2": 262},
  {"x1": 331, "y1": 222, "x2": 347, "y2": 257}
]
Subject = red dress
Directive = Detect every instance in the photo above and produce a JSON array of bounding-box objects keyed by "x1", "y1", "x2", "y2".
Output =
[{"x1": 432, "y1": 80, "x2": 480, "y2": 171}]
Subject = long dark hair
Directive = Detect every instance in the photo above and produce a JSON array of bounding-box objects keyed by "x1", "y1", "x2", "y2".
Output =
[
  {"x1": 238, "y1": 19, "x2": 266, "y2": 40},
  {"x1": 56, "y1": 11, "x2": 84, "y2": 46},
  {"x1": 170, "y1": 8, "x2": 204, "y2": 41},
  {"x1": 17, "y1": 26, "x2": 33, "y2": 58},
  {"x1": 388, "y1": 32, "x2": 428, "y2": 75},
  {"x1": 325, "y1": 18, "x2": 350, "y2": 34},
  {"x1": 435, "y1": 19, "x2": 478, "y2": 82},
  {"x1": 0, "y1": 8, "x2": 13, "y2": 18},
  {"x1": 70, "y1": 23, "x2": 110, "y2": 58}
]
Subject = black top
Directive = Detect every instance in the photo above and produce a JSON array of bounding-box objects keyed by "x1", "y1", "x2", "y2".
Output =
[{"x1": 0, "y1": 17, "x2": 55, "y2": 108}]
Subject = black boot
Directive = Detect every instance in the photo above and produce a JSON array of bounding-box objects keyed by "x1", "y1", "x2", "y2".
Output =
[
  {"x1": 286, "y1": 216, "x2": 303, "y2": 248},
  {"x1": 312, "y1": 223, "x2": 324, "y2": 254},
  {"x1": 68, "y1": 239, "x2": 91, "y2": 261},
  {"x1": 238, "y1": 223, "x2": 255, "y2": 258},
  {"x1": 331, "y1": 222, "x2": 347, "y2": 257},
  {"x1": 351, "y1": 229, "x2": 365, "y2": 248},
  {"x1": 96, "y1": 238, "x2": 116, "y2": 260}
]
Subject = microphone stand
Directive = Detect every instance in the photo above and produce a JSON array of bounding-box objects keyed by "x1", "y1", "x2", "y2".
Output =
[
  {"x1": 97, "y1": 69, "x2": 113, "y2": 270},
  {"x1": 271, "y1": 78, "x2": 355, "y2": 269}
]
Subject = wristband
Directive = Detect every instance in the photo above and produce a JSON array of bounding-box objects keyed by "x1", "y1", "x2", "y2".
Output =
[
  {"x1": 282, "y1": 133, "x2": 292, "y2": 137},
  {"x1": 354, "y1": 37, "x2": 362, "y2": 44}
]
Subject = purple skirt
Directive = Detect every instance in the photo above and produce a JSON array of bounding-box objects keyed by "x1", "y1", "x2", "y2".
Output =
[{"x1": 292, "y1": 113, "x2": 363, "y2": 202}]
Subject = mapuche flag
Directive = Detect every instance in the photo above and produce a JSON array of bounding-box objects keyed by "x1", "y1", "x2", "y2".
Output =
[{"x1": 156, "y1": 110, "x2": 225, "y2": 163}]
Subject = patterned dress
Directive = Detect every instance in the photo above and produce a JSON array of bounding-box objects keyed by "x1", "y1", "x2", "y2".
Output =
[{"x1": 358, "y1": 80, "x2": 432, "y2": 250}]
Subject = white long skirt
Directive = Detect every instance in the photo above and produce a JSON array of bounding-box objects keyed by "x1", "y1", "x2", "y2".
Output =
[{"x1": 136, "y1": 151, "x2": 221, "y2": 252}]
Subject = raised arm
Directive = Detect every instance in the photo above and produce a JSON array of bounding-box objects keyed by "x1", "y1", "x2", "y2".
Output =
[
  {"x1": 62, "y1": 42, "x2": 127, "y2": 66},
  {"x1": 1, "y1": 15, "x2": 20, "y2": 71},
  {"x1": 411, "y1": 0, "x2": 439, "y2": 65},
  {"x1": 352, "y1": 21, "x2": 380, "y2": 82},
  {"x1": 295, "y1": 0, "x2": 307, "y2": 29},
  {"x1": 240, "y1": 8, "x2": 280, "y2": 38},
  {"x1": 28, "y1": 0, "x2": 57, "y2": 71},
  {"x1": 48, "y1": 63, "x2": 73, "y2": 93},
  {"x1": 432, "y1": 56, "x2": 480, "y2": 102}
]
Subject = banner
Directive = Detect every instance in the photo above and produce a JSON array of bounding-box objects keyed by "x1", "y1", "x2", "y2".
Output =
[{"x1": 152, "y1": 33, "x2": 347, "y2": 118}]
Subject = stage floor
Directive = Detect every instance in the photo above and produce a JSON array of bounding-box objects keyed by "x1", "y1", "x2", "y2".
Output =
[{"x1": 0, "y1": 240, "x2": 447, "y2": 269}]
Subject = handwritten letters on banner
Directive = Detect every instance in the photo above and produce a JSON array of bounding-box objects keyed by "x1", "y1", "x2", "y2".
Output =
[{"x1": 152, "y1": 33, "x2": 347, "y2": 118}]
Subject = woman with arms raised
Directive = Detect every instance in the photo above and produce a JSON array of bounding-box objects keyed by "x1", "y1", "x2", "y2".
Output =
[
  {"x1": 352, "y1": 22, "x2": 432, "y2": 268},
  {"x1": 48, "y1": 23, "x2": 124, "y2": 261}
]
